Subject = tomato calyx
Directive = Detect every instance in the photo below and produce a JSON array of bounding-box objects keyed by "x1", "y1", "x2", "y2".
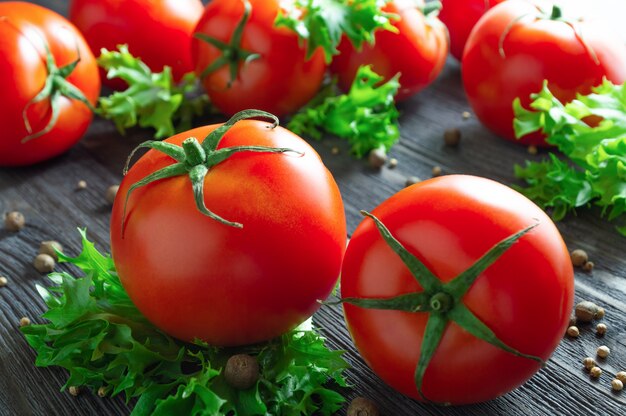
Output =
[
  {"x1": 420, "y1": 0, "x2": 442, "y2": 17},
  {"x1": 193, "y1": 0, "x2": 260, "y2": 88},
  {"x1": 121, "y1": 109, "x2": 301, "y2": 234},
  {"x1": 337, "y1": 210, "x2": 545, "y2": 403}
]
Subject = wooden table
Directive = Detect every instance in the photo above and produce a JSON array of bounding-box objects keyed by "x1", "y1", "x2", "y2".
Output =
[{"x1": 1, "y1": 1, "x2": 625, "y2": 415}]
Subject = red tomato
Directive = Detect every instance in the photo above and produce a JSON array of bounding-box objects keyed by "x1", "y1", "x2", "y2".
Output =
[
  {"x1": 191, "y1": 0, "x2": 327, "y2": 116},
  {"x1": 110, "y1": 116, "x2": 346, "y2": 346},
  {"x1": 69, "y1": 0, "x2": 203, "y2": 87},
  {"x1": 341, "y1": 175, "x2": 573, "y2": 404},
  {"x1": 330, "y1": 0, "x2": 448, "y2": 101},
  {"x1": 462, "y1": 0, "x2": 626, "y2": 145},
  {"x1": 0, "y1": 1, "x2": 100, "y2": 167},
  {"x1": 438, "y1": 0, "x2": 506, "y2": 60}
]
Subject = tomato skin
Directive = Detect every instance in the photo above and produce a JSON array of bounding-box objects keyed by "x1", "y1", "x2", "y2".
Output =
[
  {"x1": 0, "y1": 1, "x2": 100, "y2": 167},
  {"x1": 330, "y1": 0, "x2": 448, "y2": 101},
  {"x1": 69, "y1": 0, "x2": 203, "y2": 87},
  {"x1": 341, "y1": 175, "x2": 574, "y2": 403},
  {"x1": 191, "y1": 0, "x2": 326, "y2": 117},
  {"x1": 110, "y1": 121, "x2": 346, "y2": 346},
  {"x1": 462, "y1": 0, "x2": 626, "y2": 145},
  {"x1": 438, "y1": 0, "x2": 505, "y2": 60}
]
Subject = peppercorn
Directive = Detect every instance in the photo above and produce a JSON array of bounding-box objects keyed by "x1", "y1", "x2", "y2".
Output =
[
  {"x1": 583, "y1": 261, "x2": 595, "y2": 272},
  {"x1": 590, "y1": 367, "x2": 602, "y2": 378},
  {"x1": 106, "y1": 185, "x2": 119, "y2": 205},
  {"x1": 368, "y1": 148, "x2": 387, "y2": 169},
  {"x1": 69, "y1": 386, "x2": 80, "y2": 396},
  {"x1": 611, "y1": 379, "x2": 623, "y2": 392},
  {"x1": 0, "y1": 276, "x2": 7, "y2": 287},
  {"x1": 4, "y1": 211, "x2": 25, "y2": 232},
  {"x1": 347, "y1": 397, "x2": 379, "y2": 416},
  {"x1": 77, "y1": 180, "x2": 87, "y2": 190},
  {"x1": 39, "y1": 240, "x2": 63, "y2": 261},
  {"x1": 596, "y1": 323, "x2": 607, "y2": 336},
  {"x1": 527, "y1": 145, "x2": 538, "y2": 155},
  {"x1": 566, "y1": 326, "x2": 579, "y2": 337},
  {"x1": 388, "y1": 158, "x2": 398, "y2": 169},
  {"x1": 405, "y1": 176, "x2": 421, "y2": 187},
  {"x1": 432, "y1": 166, "x2": 443, "y2": 177},
  {"x1": 34, "y1": 254, "x2": 55, "y2": 273},
  {"x1": 97, "y1": 386, "x2": 107, "y2": 398},
  {"x1": 443, "y1": 128, "x2": 461, "y2": 147},
  {"x1": 616, "y1": 371, "x2": 626, "y2": 383},
  {"x1": 575, "y1": 301, "x2": 599, "y2": 323},
  {"x1": 570, "y1": 249, "x2": 588, "y2": 267},
  {"x1": 224, "y1": 354, "x2": 259, "y2": 390},
  {"x1": 582, "y1": 357, "x2": 595, "y2": 371},
  {"x1": 19, "y1": 317, "x2": 30, "y2": 326},
  {"x1": 597, "y1": 346, "x2": 610, "y2": 359},
  {"x1": 595, "y1": 307, "x2": 605, "y2": 319}
]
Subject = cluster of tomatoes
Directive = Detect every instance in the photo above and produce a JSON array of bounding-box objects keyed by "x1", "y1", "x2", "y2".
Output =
[{"x1": 4, "y1": 0, "x2": 625, "y2": 406}]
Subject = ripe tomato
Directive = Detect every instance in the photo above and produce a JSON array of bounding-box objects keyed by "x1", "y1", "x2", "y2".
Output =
[
  {"x1": 191, "y1": 0, "x2": 326, "y2": 117},
  {"x1": 462, "y1": 0, "x2": 626, "y2": 145},
  {"x1": 69, "y1": 0, "x2": 203, "y2": 88},
  {"x1": 341, "y1": 175, "x2": 574, "y2": 404},
  {"x1": 329, "y1": 0, "x2": 448, "y2": 101},
  {"x1": 438, "y1": 0, "x2": 506, "y2": 60},
  {"x1": 110, "y1": 112, "x2": 346, "y2": 346},
  {"x1": 0, "y1": 1, "x2": 100, "y2": 167}
]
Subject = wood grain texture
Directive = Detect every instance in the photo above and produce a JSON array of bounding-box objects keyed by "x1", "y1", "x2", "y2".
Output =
[{"x1": 1, "y1": 1, "x2": 625, "y2": 415}]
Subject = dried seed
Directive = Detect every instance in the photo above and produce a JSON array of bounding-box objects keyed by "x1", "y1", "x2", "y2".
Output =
[
  {"x1": 566, "y1": 326, "x2": 580, "y2": 337},
  {"x1": 224, "y1": 354, "x2": 259, "y2": 390},
  {"x1": 33, "y1": 254, "x2": 55, "y2": 273},
  {"x1": 462, "y1": 111, "x2": 471, "y2": 120},
  {"x1": 77, "y1": 180, "x2": 87, "y2": 190},
  {"x1": 106, "y1": 185, "x2": 119, "y2": 205},
  {"x1": 596, "y1": 323, "x2": 607, "y2": 336},
  {"x1": 575, "y1": 301, "x2": 599, "y2": 323},
  {"x1": 331, "y1": 146, "x2": 340, "y2": 155},
  {"x1": 570, "y1": 249, "x2": 588, "y2": 267},
  {"x1": 615, "y1": 371, "x2": 626, "y2": 383},
  {"x1": 443, "y1": 128, "x2": 461, "y2": 147},
  {"x1": 595, "y1": 307, "x2": 605, "y2": 319},
  {"x1": 4, "y1": 211, "x2": 25, "y2": 232},
  {"x1": 69, "y1": 386, "x2": 80, "y2": 396},
  {"x1": 432, "y1": 166, "x2": 443, "y2": 177},
  {"x1": 582, "y1": 357, "x2": 595, "y2": 371},
  {"x1": 569, "y1": 315, "x2": 577, "y2": 326},
  {"x1": 347, "y1": 396, "x2": 379, "y2": 416},
  {"x1": 590, "y1": 366, "x2": 602, "y2": 378},
  {"x1": 597, "y1": 345, "x2": 610, "y2": 359},
  {"x1": 0, "y1": 276, "x2": 7, "y2": 287},
  {"x1": 527, "y1": 145, "x2": 538, "y2": 155},
  {"x1": 97, "y1": 386, "x2": 107, "y2": 398},
  {"x1": 19, "y1": 317, "x2": 30, "y2": 327},
  {"x1": 368, "y1": 148, "x2": 387, "y2": 169},
  {"x1": 611, "y1": 379, "x2": 623, "y2": 392},
  {"x1": 39, "y1": 240, "x2": 63, "y2": 261},
  {"x1": 388, "y1": 158, "x2": 398, "y2": 169},
  {"x1": 405, "y1": 176, "x2": 421, "y2": 187}
]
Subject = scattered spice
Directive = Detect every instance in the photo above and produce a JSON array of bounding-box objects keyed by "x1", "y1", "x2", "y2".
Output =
[
  {"x1": 347, "y1": 396, "x2": 379, "y2": 416},
  {"x1": 566, "y1": 326, "x2": 579, "y2": 337},
  {"x1": 583, "y1": 261, "x2": 595, "y2": 272},
  {"x1": 569, "y1": 315, "x2": 577, "y2": 326},
  {"x1": 97, "y1": 386, "x2": 107, "y2": 398},
  {"x1": 33, "y1": 254, "x2": 55, "y2": 273},
  {"x1": 611, "y1": 379, "x2": 623, "y2": 392},
  {"x1": 443, "y1": 128, "x2": 461, "y2": 147},
  {"x1": 575, "y1": 301, "x2": 599, "y2": 322},
  {"x1": 331, "y1": 146, "x2": 340, "y2": 155},
  {"x1": 597, "y1": 345, "x2": 610, "y2": 359},
  {"x1": 4, "y1": 211, "x2": 25, "y2": 232},
  {"x1": 462, "y1": 111, "x2": 471, "y2": 120},
  {"x1": 405, "y1": 176, "x2": 421, "y2": 187},
  {"x1": 0, "y1": 276, "x2": 7, "y2": 287},
  {"x1": 432, "y1": 166, "x2": 442, "y2": 177},
  {"x1": 368, "y1": 147, "x2": 387, "y2": 169},
  {"x1": 223, "y1": 354, "x2": 259, "y2": 390},
  {"x1": 596, "y1": 323, "x2": 607, "y2": 336},
  {"x1": 616, "y1": 371, "x2": 626, "y2": 383},
  {"x1": 19, "y1": 317, "x2": 31, "y2": 327},
  {"x1": 388, "y1": 157, "x2": 398, "y2": 169},
  {"x1": 596, "y1": 307, "x2": 605, "y2": 320},
  {"x1": 77, "y1": 180, "x2": 88, "y2": 190},
  {"x1": 570, "y1": 249, "x2": 588, "y2": 267},
  {"x1": 69, "y1": 386, "x2": 80, "y2": 397},
  {"x1": 527, "y1": 145, "x2": 538, "y2": 155},
  {"x1": 590, "y1": 366, "x2": 602, "y2": 378},
  {"x1": 582, "y1": 357, "x2": 595, "y2": 371},
  {"x1": 105, "y1": 185, "x2": 120, "y2": 205},
  {"x1": 39, "y1": 240, "x2": 63, "y2": 261}
]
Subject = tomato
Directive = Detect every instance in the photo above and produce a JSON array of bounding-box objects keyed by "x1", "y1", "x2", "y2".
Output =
[
  {"x1": 191, "y1": 0, "x2": 326, "y2": 117},
  {"x1": 329, "y1": 0, "x2": 448, "y2": 101},
  {"x1": 438, "y1": 0, "x2": 506, "y2": 60},
  {"x1": 462, "y1": 0, "x2": 626, "y2": 145},
  {"x1": 340, "y1": 175, "x2": 574, "y2": 404},
  {"x1": 110, "y1": 112, "x2": 346, "y2": 346},
  {"x1": 0, "y1": 1, "x2": 100, "y2": 167}
]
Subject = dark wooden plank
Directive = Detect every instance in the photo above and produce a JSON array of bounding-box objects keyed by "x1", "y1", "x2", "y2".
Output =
[{"x1": 1, "y1": 1, "x2": 625, "y2": 415}]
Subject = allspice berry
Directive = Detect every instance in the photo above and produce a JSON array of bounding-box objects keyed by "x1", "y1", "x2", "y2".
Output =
[
  {"x1": 105, "y1": 185, "x2": 119, "y2": 205},
  {"x1": 39, "y1": 240, "x2": 63, "y2": 261},
  {"x1": 97, "y1": 386, "x2": 107, "y2": 398},
  {"x1": 596, "y1": 323, "x2": 607, "y2": 336},
  {"x1": 431, "y1": 166, "x2": 443, "y2": 177},
  {"x1": 597, "y1": 345, "x2": 610, "y2": 359},
  {"x1": 615, "y1": 371, "x2": 626, "y2": 383},
  {"x1": 582, "y1": 357, "x2": 595, "y2": 371},
  {"x1": 224, "y1": 354, "x2": 259, "y2": 390},
  {"x1": 0, "y1": 276, "x2": 7, "y2": 287},
  {"x1": 368, "y1": 148, "x2": 387, "y2": 169},
  {"x1": 4, "y1": 211, "x2": 25, "y2": 232},
  {"x1": 570, "y1": 249, "x2": 588, "y2": 267},
  {"x1": 347, "y1": 397, "x2": 379, "y2": 416},
  {"x1": 575, "y1": 301, "x2": 599, "y2": 323},
  {"x1": 443, "y1": 128, "x2": 461, "y2": 147},
  {"x1": 77, "y1": 180, "x2": 87, "y2": 190},
  {"x1": 583, "y1": 261, "x2": 595, "y2": 272},
  {"x1": 612, "y1": 379, "x2": 624, "y2": 392},
  {"x1": 590, "y1": 366, "x2": 602, "y2": 378},
  {"x1": 19, "y1": 317, "x2": 31, "y2": 327},
  {"x1": 596, "y1": 307, "x2": 605, "y2": 319},
  {"x1": 566, "y1": 326, "x2": 580, "y2": 337},
  {"x1": 68, "y1": 386, "x2": 80, "y2": 396},
  {"x1": 33, "y1": 254, "x2": 55, "y2": 273}
]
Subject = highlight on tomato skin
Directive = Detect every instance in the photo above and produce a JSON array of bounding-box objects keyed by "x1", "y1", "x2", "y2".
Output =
[
  {"x1": 340, "y1": 175, "x2": 574, "y2": 404},
  {"x1": 0, "y1": 1, "x2": 100, "y2": 167},
  {"x1": 110, "y1": 112, "x2": 347, "y2": 347}
]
